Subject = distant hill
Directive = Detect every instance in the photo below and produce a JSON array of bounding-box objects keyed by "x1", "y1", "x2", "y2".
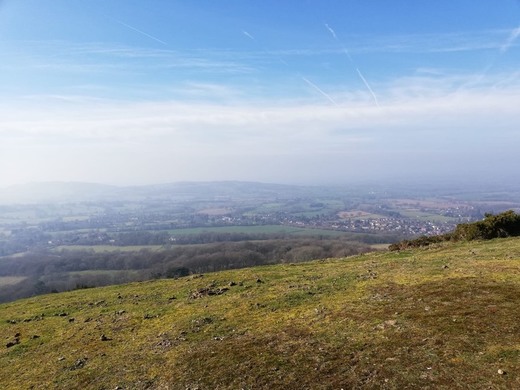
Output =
[
  {"x1": 0, "y1": 182, "x2": 118, "y2": 204},
  {"x1": 1, "y1": 237, "x2": 519, "y2": 389},
  {"x1": 0, "y1": 181, "x2": 330, "y2": 204}
]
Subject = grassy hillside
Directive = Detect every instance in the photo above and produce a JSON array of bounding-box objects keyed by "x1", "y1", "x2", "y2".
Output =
[{"x1": 1, "y1": 238, "x2": 519, "y2": 389}]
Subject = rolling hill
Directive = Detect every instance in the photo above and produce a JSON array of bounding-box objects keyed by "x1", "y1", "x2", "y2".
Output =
[{"x1": 1, "y1": 237, "x2": 519, "y2": 389}]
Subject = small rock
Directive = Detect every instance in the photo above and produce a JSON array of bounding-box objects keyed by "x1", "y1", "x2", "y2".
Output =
[
  {"x1": 6, "y1": 339, "x2": 20, "y2": 348},
  {"x1": 68, "y1": 318, "x2": 75, "y2": 323},
  {"x1": 73, "y1": 358, "x2": 87, "y2": 369},
  {"x1": 31, "y1": 335, "x2": 40, "y2": 339},
  {"x1": 256, "y1": 278, "x2": 264, "y2": 284},
  {"x1": 168, "y1": 296, "x2": 177, "y2": 301},
  {"x1": 100, "y1": 334, "x2": 111, "y2": 341},
  {"x1": 228, "y1": 281, "x2": 237, "y2": 286},
  {"x1": 58, "y1": 356, "x2": 65, "y2": 361},
  {"x1": 14, "y1": 332, "x2": 20, "y2": 338},
  {"x1": 498, "y1": 369, "x2": 506, "y2": 375},
  {"x1": 442, "y1": 265, "x2": 449, "y2": 269}
]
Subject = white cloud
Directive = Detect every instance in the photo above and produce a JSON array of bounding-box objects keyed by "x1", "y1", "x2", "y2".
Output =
[{"x1": 1, "y1": 68, "x2": 520, "y2": 186}]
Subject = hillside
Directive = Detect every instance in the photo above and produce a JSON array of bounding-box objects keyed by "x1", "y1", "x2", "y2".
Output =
[{"x1": 1, "y1": 238, "x2": 519, "y2": 389}]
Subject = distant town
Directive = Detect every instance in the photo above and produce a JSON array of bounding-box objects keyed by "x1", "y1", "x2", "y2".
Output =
[{"x1": 2, "y1": 181, "x2": 518, "y2": 255}]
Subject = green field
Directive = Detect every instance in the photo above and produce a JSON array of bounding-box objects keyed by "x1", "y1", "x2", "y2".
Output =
[
  {"x1": 62, "y1": 270, "x2": 142, "y2": 277},
  {"x1": 1, "y1": 237, "x2": 519, "y2": 389},
  {"x1": 54, "y1": 245, "x2": 164, "y2": 253},
  {"x1": 0, "y1": 252, "x2": 28, "y2": 259},
  {"x1": 0, "y1": 276, "x2": 26, "y2": 287},
  {"x1": 397, "y1": 210, "x2": 457, "y2": 223},
  {"x1": 168, "y1": 224, "x2": 349, "y2": 237}
]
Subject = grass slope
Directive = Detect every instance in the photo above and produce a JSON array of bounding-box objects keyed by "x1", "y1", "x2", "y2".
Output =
[{"x1": 1, "y1": 238, "x2": 519, "y2": 389}]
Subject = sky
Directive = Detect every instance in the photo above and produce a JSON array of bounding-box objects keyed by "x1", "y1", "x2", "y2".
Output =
[{"x1": 1, "y1": 0, "x2": 520, "y2": 188}]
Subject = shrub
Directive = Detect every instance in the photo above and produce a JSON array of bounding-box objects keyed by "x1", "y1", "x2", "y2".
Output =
[{"x1": 390, "y1": 211, "x2": 520, "y2": 251}]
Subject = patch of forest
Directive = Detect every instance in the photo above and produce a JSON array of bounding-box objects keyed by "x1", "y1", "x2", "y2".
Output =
[{"x1": 0, "y1": 237, "x2": 373, "y2": 303}]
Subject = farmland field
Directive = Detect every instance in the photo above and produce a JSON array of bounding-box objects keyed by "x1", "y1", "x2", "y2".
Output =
[
  {"x1": 54, "y1": 245, "x2": 165, "y2": 253},
  {"x1": 167, "y1": 225, "x2": 349, "y2": 237},
  {"x1": 0, "y1": 276, "x2": 26, "y2": 287}
]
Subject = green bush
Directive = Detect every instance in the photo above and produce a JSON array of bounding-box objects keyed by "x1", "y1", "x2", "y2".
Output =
[{"x1": 390, "y1": 211, "x2": 520, "y2": 251}]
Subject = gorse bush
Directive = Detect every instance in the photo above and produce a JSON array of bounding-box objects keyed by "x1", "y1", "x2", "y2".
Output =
[
  {"x1": 390, "y1": 210, "x2": 520, "y2": 251},
  {"x1": 451, "y1": 210, "x2": 520, "y2": 240}
]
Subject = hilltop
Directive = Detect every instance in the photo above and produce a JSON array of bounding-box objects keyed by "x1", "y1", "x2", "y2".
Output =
[{"x1": 1, "y1": 236, "x2": 519, "y2": 389}]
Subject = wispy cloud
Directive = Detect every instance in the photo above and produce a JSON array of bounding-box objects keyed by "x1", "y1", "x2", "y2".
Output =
[
  {"x1": 3, "y1": 76, "x2": 519, "y2": 142},
  {"x1": 2, "y1": 79, "x2": 520, "y2": 185},
  {"x1": 0, "y1": 41, "x2": 254, "y2": 76}
]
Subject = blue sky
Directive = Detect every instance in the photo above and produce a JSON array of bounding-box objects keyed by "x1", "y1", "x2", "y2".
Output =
[{"x1": 1, "y1": 0, "x2": 520, "y2": 187}]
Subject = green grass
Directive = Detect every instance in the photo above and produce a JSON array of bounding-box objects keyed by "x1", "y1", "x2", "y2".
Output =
[{"x1": 1, "y1": 237, "x2": 519, "y2": 389}]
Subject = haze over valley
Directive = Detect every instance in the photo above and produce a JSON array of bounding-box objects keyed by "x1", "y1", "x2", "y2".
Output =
[{"x1": 1, "y1": 2, "x2": 520, "y2": 388}]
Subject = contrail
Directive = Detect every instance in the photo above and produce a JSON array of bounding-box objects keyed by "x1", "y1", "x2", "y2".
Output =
[
  {"x1": 465, "y1": 24, "x2": 520, "y2": 89},
  {"x1": 325, "y1": 23, "x2": 353, "y2": 61},
  {"x1": 242, "y1": 30, "x2": 255, "y2": 40},
  {"x1": 114, "y1": 18, "x2": 167, "y2": 45},
  {"x1": 301, "y1": 76, "x2": 338, "y2": 106},
  {"x1": 500, "y1": 25, "x2": 520, "y2": 53},
  {"x1": 325, "y1": 23, "x2": 338, "y2": 40},
  {"x1": 356, "y1": 68, "x2": 379, "y2": 107},
  {"x1": 341, "y1": 47, "x2": 354, "y2": 63},
  {"x1": 241, "y1": 28, "x2": 337, "y2": 106},
  {"x1": 325, "y1": 22, "x2": 379, "y2": 107}
]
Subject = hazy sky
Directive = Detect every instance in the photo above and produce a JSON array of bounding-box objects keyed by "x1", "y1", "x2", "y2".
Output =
[{"x1": 1, "y1": 0, "x2": 520, "y2": 187}]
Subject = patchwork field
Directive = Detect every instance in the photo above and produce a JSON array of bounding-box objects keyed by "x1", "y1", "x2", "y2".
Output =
[{"x1": 0, "y1": 276, "x2": 27, "y2": 287}]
